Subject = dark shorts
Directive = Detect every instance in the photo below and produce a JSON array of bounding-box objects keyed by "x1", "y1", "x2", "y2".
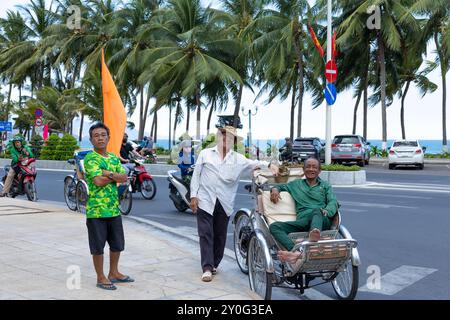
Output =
[{"x1": 86, "y1": 216, "x2": 125, "y2": 255}]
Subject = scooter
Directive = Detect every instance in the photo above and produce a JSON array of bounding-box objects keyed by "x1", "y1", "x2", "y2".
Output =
[
  {"x1": 128, "y1": 154, "x2": 157, "y2": 200},
  {"x1": 167, "y1": 165, "x2": 194, "y2": 212},
  {"x1": 1, "y1": 158, "x2": 38, "y2": 201}
]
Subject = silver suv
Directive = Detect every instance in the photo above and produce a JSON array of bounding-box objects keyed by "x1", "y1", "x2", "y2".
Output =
[{"x1": 331, "y1": 135, "x2": 370, "y2": 167}]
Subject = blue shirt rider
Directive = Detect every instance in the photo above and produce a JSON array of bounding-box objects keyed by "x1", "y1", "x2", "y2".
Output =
[{"x1": 178, "y1": 140, "x2": 195, "y2": 179}]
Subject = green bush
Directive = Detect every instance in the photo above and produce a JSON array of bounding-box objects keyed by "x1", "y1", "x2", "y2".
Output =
[
  {"x1": 321, "y1": 164, "x2": 361, "y2": 171},
  {"x1": 30, "y1": 135, "x2": 44, "y2": 159},
  {"x1": 54, "y1": 134, "x2": 78, "y2": 160},
  {"x1": 155, "y1": 146, "x2": 170, "y2": 155},
  {"x1": 40, "y1": 134, "x2": 61, "y2": 160},
  {"x1": 370, "y1": 145, "x2": 388, "y2": 158},
  {"x1": 424, "y1": 152, "x2": 450, "y2": 159}
]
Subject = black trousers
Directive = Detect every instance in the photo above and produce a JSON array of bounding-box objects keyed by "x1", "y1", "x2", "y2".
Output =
[{"x1": 196, "y1": 200, "x2": 230, "y2": 272}]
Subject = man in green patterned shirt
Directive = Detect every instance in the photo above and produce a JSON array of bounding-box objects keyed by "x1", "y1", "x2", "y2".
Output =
[
  {"x1": 84, "y1": 122, "x2": 134, "y2": 290},
  {"x1": 269, "y1": 157, "x2": 338, "y2": 263}
]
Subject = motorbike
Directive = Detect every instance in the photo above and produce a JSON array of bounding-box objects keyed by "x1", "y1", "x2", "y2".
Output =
[
  {"x1": 1, "y1": 158, "x2": 38, "y2": 201},
  {"x1": 167, "y1": 165, "x2": 193, "y2": 212},
  {"x1": 128, "y1": 154, "x2": 157, "y2": 200}
]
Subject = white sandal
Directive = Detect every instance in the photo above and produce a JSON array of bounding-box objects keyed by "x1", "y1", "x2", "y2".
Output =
[{"x1": 201, "y1": 270, "x2": 213, "y2": 282}]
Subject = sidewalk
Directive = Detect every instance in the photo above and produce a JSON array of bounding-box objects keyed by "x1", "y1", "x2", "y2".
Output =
[{"x1": 0, "y1": 198, "x2": 259, "y2": 300}]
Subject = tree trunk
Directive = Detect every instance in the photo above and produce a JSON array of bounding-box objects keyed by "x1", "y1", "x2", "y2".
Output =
[
  {"x1": 233, "y1": 84, "x2": 244, "y2": 128},
  {"x1": 435, "y1": 33, "x2": 448, "y2": 153},
  {"x1": 142, "y1": 86, "x2": 151, "y2": 138},
  {"x1": 168, "y1": 105, "x2": 172, "y2": 150},
  {"x1": 297, "y1": 60, "x2": 304, "y2": 139},
  {"x1": 352, "y1": 91, "x2": 362, "y2": 135},
  {"x1": 290, "y1": 85, "x2": 296, "y2": 141},
  {"x1": 363, "y1": 71, "x2": 369, "y2": 140},
  {"x1": 173, "y1": 100, "x2": 181, "y2": 146},
  {"x1": 400, "y1": 81, "x2": 411, "y2": 140},
  {"x1": 6, "y1": 83, "x2": 12, "y2": 121},
  {"x1": 79, "y1": 113, "x2": 84, "y2": 142},
  {"x1": 19, "y1": 85, "x2": 22, "y2": 107},
  {"x1": 153, "y1": 110, "x2": 158, "y2": 143},
  {"x1": 138, "y1": 86, "x2": 145, "y2": 140},
  {"x1": 186, "y1": 104, "x2": 190, "y2": 132},
  {"x1": 150, "y1": 114, "x2": 155, "y2": 138},
  {"x1": 207, "y1": 102, "x2": 214, "y2": 135},
  {"x1": 196, "y1": 91, "x2": 201, "y2": 140},
  {"x1": 378, "y1": 34, "x2": 387, "y2": 150}
]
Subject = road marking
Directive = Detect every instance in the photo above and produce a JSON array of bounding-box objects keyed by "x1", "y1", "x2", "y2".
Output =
[
  {"x1": 339, "y1": 200, "x2": 416, "y2": 210},
  {"x1": 344, "y1": 208, "x2": 367, "y2": 213},
  {"x1": 335, "y1": 191, "x2": 431, "y2": 200},
  {"x1": 360, "y1": 182, "x2": 450, "y2": 194},
  {"x1": 359, "y1": 265, "x2": 437, "y2": 295}
]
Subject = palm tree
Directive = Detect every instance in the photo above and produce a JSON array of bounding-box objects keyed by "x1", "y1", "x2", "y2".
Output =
[
  {"x1": 249, "y1": 0, "x2": 317, "y2": 139},
  {"x1": 409, "y1": 0, "x2": 449, "y2": 152},
  {"x1": 138, "y1": 0, "x2": 242, "y2": 139},
  {"x1": 340, "y1": 0, "x2": 418, "y2": 150},
  {"x1": 25, "y1": 86, "x2": 85, "y2": 134},
  {"x1": 0, "y1": 10, "x2": 34, "y2": 113},
  {"x1": 210, "y1": 0, "x2": 267, "y2": 128}
]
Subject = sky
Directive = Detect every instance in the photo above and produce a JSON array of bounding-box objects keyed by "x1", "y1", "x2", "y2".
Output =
[{"x1": 1, "y1": 0, "x2": 448, "y2": 142}]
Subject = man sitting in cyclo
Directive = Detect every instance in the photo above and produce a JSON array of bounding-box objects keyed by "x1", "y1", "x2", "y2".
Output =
[{"x1": 269, "y1": 157, "x2": 338, "y2": 263}]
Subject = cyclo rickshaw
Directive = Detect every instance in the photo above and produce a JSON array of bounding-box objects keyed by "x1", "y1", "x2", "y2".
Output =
[
  {"x1": 64, "y1": 150, "x2": 132, "y2": 215},
  {"x1": 233, "y1": 167, "x2": 360, "y2": 300}
]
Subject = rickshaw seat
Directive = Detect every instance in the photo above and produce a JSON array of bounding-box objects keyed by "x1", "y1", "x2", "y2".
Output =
[{"x1": 258, "y1": 191, "x2": 297, "y2": 225}]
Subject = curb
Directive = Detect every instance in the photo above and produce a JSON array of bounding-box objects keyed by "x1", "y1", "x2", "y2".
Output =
[{"x1": 369, "y1": 158, "x2": 450, "y2": 165}]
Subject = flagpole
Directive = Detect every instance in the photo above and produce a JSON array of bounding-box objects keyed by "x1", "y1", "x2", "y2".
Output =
[{"x1": 325, "y1": 0, "x2": 332, "y2": 165}]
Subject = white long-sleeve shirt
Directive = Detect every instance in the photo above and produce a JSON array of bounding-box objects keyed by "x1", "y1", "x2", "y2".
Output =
[{"x1": 190, "y1": 146, "x2": 269, "y2": 217}]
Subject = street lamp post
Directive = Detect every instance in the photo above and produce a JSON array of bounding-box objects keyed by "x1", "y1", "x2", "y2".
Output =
[
  {"x1": 325, "y1": 0, "x2": 333, "y2": 165},
  {"x1": 241, "y1": 106, "x2": 258, "y2": 150}
]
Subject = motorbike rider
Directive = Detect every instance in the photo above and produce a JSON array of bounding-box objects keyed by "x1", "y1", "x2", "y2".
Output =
[
  {"x1": 0, "y1": 135, "x2": 34, "y2": 197},
  {"x1": 279, "y1": 137, "x2": 293, "y2": 162},
  {"x1": 178, "y1": 139, "x2": 196, "y2": 183},
  {"x1": 119, "y1": 133, "x2": 142, "y2": 175}
]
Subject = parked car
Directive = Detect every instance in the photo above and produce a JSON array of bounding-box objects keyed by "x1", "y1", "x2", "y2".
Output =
[
  {"x1": 388, "y1": 140, "x2": 424, "y2": 170},
  {"x1": 292, "y1": 137, "x2": 325, "y2": 162},
  {"x1": 331, "y1": 135, "x2": 370, "y2": 167}
]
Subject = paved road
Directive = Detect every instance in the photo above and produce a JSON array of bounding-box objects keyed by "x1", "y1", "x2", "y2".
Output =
[{"x1": 18, "y1": 163, "x2": 450, "y2": 300}]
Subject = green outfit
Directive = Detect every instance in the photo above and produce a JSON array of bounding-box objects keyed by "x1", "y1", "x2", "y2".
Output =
[
  {"x1": 84, "y1": 151, "x2": 125, "y2": 219},
  {"x1": 9, "y1": 145, "x2": 33, "y2": 165},
  {"x1": 269, "y1": 178, "x2": 338, "y2": 251}
]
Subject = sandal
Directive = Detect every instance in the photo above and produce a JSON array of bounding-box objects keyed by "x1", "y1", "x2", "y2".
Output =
[
  {"x1": 109, "y1": 275, "x2": 135, "y2": 283},
  {"x1": 96, "y1": 282, "x2": 117, "y2": 290},
  {"x1": 201, "y1": 270, "x2": 212, "y2": 282}
]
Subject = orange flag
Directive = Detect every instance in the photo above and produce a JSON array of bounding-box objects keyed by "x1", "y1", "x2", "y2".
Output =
[
  {"x1": 308, "y1": 25, "x2": 324, "y2": 58},
  {"x1": 101, "y1": 48, "x2": 127, "y2": 156},
  {"x1": 332, "y1": 30, "x2": 338, "y2": 59}
]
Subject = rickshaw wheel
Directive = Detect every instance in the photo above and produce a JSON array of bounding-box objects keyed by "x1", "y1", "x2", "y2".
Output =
[
  {"x1": 331, "y1": 230, "x2": 359, "y2": 300},
  {"x1": 76, "y1": 181, "x2": 88, "y2": 214},
  {"x1": 248, "y1": 234, "x2": 273, "y2": 300},
  {"x1": 233, "y1": 213, "x2": 250, "y2": 274}
]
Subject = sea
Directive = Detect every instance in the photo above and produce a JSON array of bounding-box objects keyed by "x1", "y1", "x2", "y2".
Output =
[{"x1": 79, "y1": 138, "x2": 447, "y2": 154}]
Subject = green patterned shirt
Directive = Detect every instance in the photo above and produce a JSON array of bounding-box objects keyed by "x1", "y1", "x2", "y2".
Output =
[{"x1": 84, "y1": 151, "x2": 125, "y2": 219}]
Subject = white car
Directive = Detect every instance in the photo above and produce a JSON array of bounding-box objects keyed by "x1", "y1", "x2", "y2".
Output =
[{"x1": 388, "y1": 140, "x2": 425, "y2": 170}]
